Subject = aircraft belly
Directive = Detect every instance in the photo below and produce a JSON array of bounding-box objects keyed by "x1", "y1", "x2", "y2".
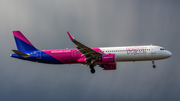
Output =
[{"x1": 116, "y1": 53, "x2": 147, "y2": 62}]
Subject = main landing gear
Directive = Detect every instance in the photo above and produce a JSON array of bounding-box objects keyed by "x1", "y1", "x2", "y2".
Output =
[
  {"x1": 152, "y1": 61, "x2": 156, "y2": 68},
  {"x1": 89, "y1": 64, "x2": 95, "y2": 74}
]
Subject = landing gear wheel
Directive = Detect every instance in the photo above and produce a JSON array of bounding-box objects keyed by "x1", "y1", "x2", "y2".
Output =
[
  {"x1": 90, "y1": 64, "x2": 94, "y2": 69},
  {"x1": 152, "y1": 61, "x2": 156, "y2": 68},
  {"x1": 89, "y1": 64, "x2": 95, "y2": 74},
  {"x1": 91, "y1": 69, "x2": 95, "y2": 74}
]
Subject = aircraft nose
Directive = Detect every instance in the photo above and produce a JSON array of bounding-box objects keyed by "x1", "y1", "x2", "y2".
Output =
[{"x1": 166, "y1": 51, "x2": 172, "y2": 58}]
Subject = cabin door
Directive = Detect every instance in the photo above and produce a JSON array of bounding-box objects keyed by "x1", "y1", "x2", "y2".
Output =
[
  {"x1": 72, "y1": 50, "x2": 76, "y2": 57},
  {"x1": 151, "y1": 45, "x2": 156, "y2": 59},
  {"x1": 37, "y1": 51, "x2": 41, "y2": 59}
]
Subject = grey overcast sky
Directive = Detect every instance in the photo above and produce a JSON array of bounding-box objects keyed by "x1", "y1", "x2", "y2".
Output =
[{"x1": 0, "y1": 0, "x2": 180, "y2": 101}]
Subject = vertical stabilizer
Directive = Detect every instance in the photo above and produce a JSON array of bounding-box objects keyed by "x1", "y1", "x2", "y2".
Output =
[{"x1": 13, "y1": 31, "x2": 38, "y2": 52}]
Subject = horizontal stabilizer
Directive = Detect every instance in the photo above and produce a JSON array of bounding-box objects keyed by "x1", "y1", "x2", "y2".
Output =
[{"x1": 12, "y1": 50, "x2": 30, "y2": 57}]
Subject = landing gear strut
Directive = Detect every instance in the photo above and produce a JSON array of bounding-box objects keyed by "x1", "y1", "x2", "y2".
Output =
[
  {"x1": 152, "y1": 61, "x2": 156, "y2": 68},
  {"x1": 89, "y1": 64, "x2": 95, "y2": 74}
]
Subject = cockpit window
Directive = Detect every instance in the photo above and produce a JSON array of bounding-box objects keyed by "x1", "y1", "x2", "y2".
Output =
[{"x1": 160, "y1": 48, "x2": 165, "y2": 50}]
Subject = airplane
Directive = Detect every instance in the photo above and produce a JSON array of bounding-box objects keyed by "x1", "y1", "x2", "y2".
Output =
[{"x1": 10, "y1": 31, "x2": 172, "y2": 74}]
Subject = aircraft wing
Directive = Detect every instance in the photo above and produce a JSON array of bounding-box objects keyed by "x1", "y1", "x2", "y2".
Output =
[{"x1": 67, "y1": 32, "x2": 103, "y2": 62}]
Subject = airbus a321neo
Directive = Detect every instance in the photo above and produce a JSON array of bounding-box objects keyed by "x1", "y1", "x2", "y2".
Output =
[{"x1": 10, "y1": 31, "x2": 172, "y2": 74}]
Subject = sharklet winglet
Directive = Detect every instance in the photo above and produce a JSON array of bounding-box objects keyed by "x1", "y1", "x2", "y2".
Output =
[{"x1": 67, "y1": 31, "x2": 75, "y2": 40}]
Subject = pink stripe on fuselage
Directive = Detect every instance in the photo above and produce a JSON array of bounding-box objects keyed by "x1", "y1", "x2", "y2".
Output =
[
  {"x1": 42, "y1": 48, "x2": 104, "y2": 64},
  {"x1": 13, "y1": 31, "x2": 34, "y2": 46}
]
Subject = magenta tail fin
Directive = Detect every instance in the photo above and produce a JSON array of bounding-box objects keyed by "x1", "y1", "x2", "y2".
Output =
[{"x1": 13, "y1": 31, "x2": 38, "y2": 52}]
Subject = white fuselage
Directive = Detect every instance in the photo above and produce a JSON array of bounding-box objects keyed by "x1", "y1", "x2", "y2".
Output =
[{"x1": 99, "y1": 45, "x2": 172, "y2": 62}]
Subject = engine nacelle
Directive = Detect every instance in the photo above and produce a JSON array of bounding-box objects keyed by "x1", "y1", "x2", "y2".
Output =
[
  {"x1": 101, "y1": 54, "x2": 115, "y2": 64},
  {"x1": 103, "y1": 63, "x2": 116, "y2": 70}
]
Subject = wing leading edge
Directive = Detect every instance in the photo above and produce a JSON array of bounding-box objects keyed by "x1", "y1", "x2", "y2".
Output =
[{"x1": 67, "y1": 32, "x2": 103, "y2": 62}]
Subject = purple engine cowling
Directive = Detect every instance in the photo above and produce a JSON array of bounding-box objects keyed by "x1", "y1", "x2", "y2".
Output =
[
  {"x1": 103, "y1": 63, "x2": 116, "y2": 70},
  {"x1": 101, "y1": 54, "x2": 115, "y2": 63}
]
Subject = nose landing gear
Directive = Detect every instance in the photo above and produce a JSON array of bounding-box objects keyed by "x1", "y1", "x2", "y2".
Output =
[{"x1": 152, "y1": 61, "x2": 156, "y2": 68}]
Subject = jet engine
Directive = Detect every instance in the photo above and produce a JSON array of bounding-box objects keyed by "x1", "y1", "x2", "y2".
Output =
[{"x1": 101, "y1": 54, "x2": 115, "y2": 63}]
